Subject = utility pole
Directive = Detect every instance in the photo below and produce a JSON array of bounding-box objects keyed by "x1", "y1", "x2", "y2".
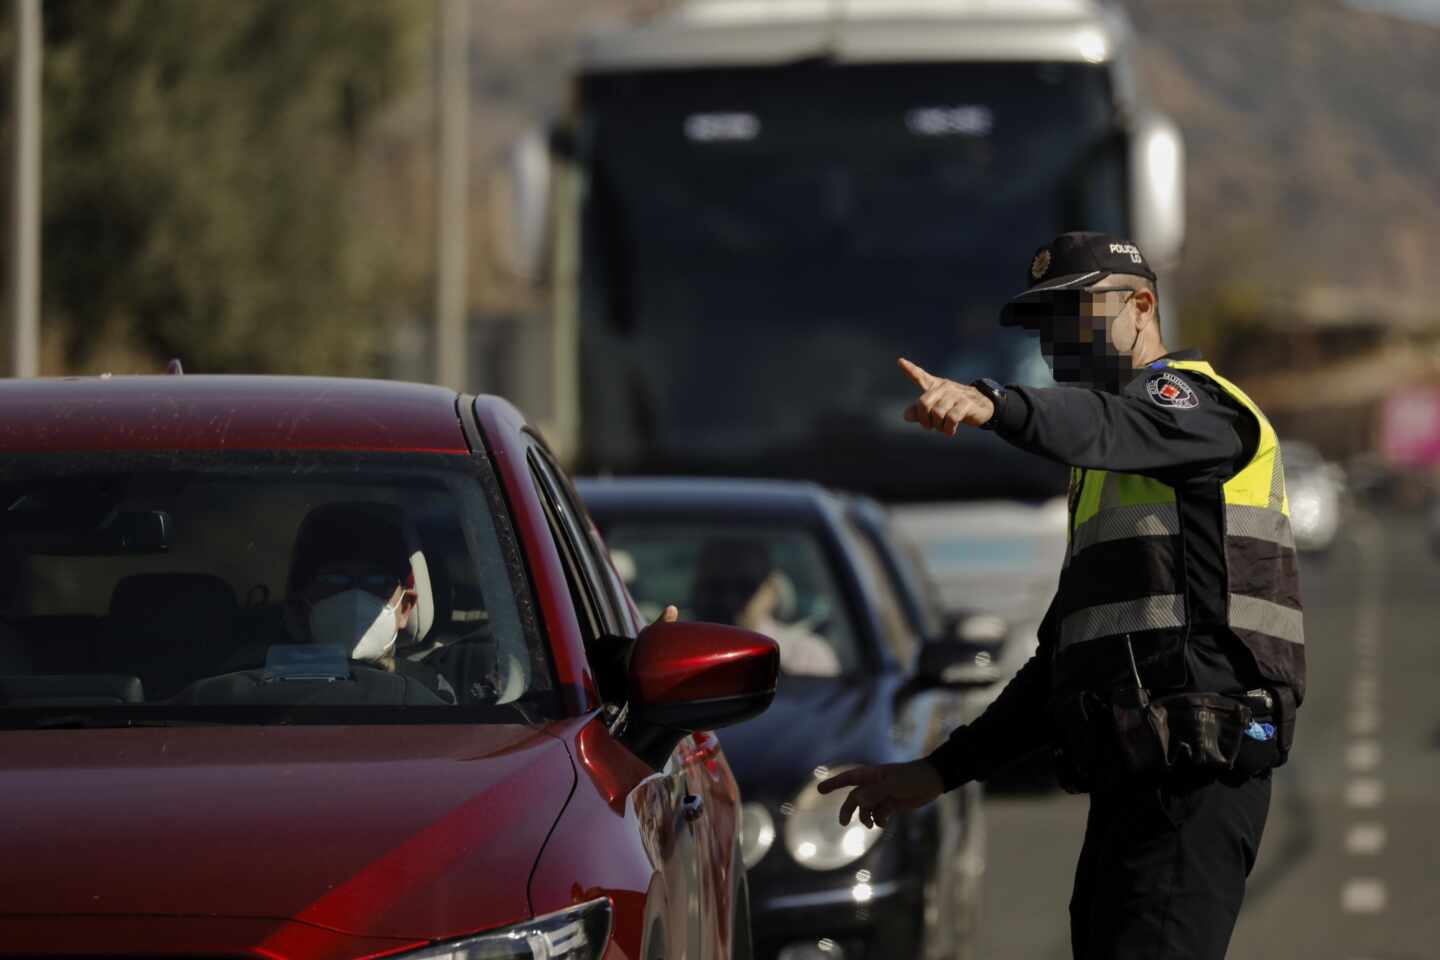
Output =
[
  {"x1": 9, "y1": 0, "x2": 41, "y2": 378},
  {"x1": 434, "y1": 0, "x2": 468, "y2": 392}
]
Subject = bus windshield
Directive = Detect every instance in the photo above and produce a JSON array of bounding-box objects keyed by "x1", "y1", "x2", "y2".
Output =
[{"x1": 577, "y1": 61, "x2": 1122, "y2": 500}]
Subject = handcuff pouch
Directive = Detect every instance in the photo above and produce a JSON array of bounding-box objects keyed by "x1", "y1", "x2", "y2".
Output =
[{"x1": 1153, "y1": 692, "x2": 1250, "y2": 771}]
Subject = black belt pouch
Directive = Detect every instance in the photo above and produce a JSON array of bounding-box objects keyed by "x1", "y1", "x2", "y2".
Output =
[{"x1": 1154, "y1": 692, "x2": 1251, "y2": 771}]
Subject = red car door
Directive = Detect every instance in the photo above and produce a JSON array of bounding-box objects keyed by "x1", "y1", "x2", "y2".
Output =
[{"x1": 528, "y1": 451, "x2": 726, "y2": 959}]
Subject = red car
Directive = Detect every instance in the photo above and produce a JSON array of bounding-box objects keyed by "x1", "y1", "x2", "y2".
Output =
[{"x1": 0, "y1": 375, "x2": 779, "y2": 960}]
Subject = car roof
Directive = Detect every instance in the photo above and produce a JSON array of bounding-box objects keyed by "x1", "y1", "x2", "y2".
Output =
[
  {"x1": 575, "y1": 475, "x2": 847, "y2": 524},
  {"x1": 0, "y1": 375, "x2": 471, "y2": 453},
  {"x1": 837, "y1": 491, "x2": 889, "y2": 527}
]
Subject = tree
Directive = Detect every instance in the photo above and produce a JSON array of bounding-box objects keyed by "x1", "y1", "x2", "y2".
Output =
[{"x1": 36, "y1": 0, "x2": 424, "y2": 374}]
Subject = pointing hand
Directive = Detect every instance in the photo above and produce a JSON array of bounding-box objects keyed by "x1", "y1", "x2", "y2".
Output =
[
  {"x1": 898, "y1": 357, "x2": 995, "y2": 436},
  {"x1": 816, "y1": 760, "x2": 945, "y2": 829}
]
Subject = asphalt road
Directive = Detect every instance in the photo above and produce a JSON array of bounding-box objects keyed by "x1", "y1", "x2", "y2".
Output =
[{"x1": 975, "y1": 506, "x2": 1440, "y2": 960}]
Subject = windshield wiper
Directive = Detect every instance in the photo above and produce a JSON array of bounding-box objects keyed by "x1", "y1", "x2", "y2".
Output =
[
  {"x1": 495, "y1": 699, "x2": 539, "y2": 726},
  {"x1": 12, "y1": 712, "x2": 227, "y2": 730}
]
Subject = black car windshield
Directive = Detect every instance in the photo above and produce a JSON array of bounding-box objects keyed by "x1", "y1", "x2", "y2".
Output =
[
  {"x1": 578, "y1": 61, "x2": 1122, "y2": 492},
  {"x1": 0, "y1": 451, "x2": 555, "y2": 727},
  {"x1": 601, "y1": 521, "x2": 862, "y2": 677}
]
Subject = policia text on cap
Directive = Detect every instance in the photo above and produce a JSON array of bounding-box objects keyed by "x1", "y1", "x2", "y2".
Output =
[{"x1": 818, "y1": 232, "x2": 1305, "y2": 960}]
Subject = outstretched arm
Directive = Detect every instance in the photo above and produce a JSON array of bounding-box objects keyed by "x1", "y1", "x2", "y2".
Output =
[
  {"x1": 819, "y1": 602, "x2": 1062, "y2": 826},
  {"x1": 992, "y1": 374, "x2": 1249, "y2": 482},
  {"x1": 895, "y1": 356, "x2": 1251, "y2": 484},
  {"x1": 923, "y1": 634, "x2": 1054, "y2": 791}
]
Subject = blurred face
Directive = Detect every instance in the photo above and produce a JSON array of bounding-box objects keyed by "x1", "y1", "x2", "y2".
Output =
[
  {"x1": 305, "y1": 565, "x2": 400, "y2": 600},
  {"x1": 301, "y1": 563, "x2": 414, "y2": 632},
  {"x1": 1022, "y1": 280, "x2": 1152, "y2": 388}
]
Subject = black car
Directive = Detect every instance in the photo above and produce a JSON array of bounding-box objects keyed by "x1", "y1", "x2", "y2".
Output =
[
  {"x1": 840, "y1": 494, "x2": 1010, "y2": 682},
  {"x1": 577, "y1": 477, "x2": 999, "y2": 960}
]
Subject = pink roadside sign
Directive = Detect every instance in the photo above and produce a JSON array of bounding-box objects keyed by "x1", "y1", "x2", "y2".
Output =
[{"x1": 1380, "y1": 387, "x2": 1440, "y2": 468}]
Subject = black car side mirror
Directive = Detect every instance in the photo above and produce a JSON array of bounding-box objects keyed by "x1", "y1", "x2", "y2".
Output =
[{"x1": 913, "y1": 611, "x2": 1009, "y2": 689}]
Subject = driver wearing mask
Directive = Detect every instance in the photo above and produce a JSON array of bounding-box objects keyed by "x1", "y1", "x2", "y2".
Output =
[{"x1": 285, "y1": 502, "x2": 454, "y2": 701}]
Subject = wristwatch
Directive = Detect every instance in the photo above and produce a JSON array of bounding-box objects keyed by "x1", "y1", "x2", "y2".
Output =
[{"x1": 971, "y1": 378, "x2": 1008, "y2": 431}]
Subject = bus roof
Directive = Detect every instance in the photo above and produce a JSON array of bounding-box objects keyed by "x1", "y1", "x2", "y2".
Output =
[{"x1": 579, "y1": 0, "x2": 1133, "y2": 72}]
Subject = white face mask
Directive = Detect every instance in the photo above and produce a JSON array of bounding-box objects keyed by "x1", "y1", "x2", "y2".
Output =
[{"x1": 308, "y1": 589, "x2": 400, "y2": 662}]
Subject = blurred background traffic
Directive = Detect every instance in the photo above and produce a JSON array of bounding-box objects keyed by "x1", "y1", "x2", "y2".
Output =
[{"x1": 2, "y1": 0, "x2": 1437, "y2": 957}]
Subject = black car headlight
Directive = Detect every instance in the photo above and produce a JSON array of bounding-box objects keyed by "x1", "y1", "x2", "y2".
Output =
[
  {"x1": 783, "y1": 764, "x2": 883, "y2": 871},
  {"x1": 393, "y1": 898, "x2": 611, "y2": 960},
  {"x1": 741, "y1": 800, "x2": 777, "y2": 869}
]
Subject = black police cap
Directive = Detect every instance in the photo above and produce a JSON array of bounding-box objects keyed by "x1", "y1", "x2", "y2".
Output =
[{"x1": 1000, "y1": 232, "x2": 1157, "y2": 326}]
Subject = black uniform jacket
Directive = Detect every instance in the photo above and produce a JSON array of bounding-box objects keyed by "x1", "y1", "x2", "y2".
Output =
[{"x1": 926, "y1": 349, "x2": 1268, "y2": 791}]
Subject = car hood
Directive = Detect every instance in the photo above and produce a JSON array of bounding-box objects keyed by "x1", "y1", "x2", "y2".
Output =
[
  {"x1": 0, "y1": 723, "x2": 576, "y2": 941},
  {"x1": 716, "y1": 673, "x2": 900, "y2": 797}
]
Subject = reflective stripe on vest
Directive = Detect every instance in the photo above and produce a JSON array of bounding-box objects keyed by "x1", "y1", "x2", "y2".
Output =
[
  {"x1": 1060, "y1": 592, "x2": 1306, "y2": 648},
  {"x1": 1068, "y1": 500, "x2": 1296, "y2": 557},
  {"x1": 1057, "y1": 360, "x2": 1305, "y2": 692}
]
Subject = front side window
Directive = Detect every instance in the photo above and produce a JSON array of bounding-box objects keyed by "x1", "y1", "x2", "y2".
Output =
[
  {"x1": 599, "y1": 522, "x2": 860, "y2": 678},
  {"x1": 530, "y1": 451, "x2": 625, "y2": 638},
  {"x1": 844, "y1": 520, "x2": 918, "y2": 667},
  {"x1": 0, "y1": 451, "x2": 556, "y2": 727}
]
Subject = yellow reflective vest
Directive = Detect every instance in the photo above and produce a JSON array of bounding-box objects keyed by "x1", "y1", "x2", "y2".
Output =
[{"x1": 1060, "y1": 359, "x2": 1306, "y2": 701}]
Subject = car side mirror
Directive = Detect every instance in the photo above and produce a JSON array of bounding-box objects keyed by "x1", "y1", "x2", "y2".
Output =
[
  {"x1": 624, "y1": 621, "x2": 780, "y2": 768},
  {"x1": 913, "y1": 612, "x2": 1009, "y2": 689},
  {"x1": 947, "y1": 610, "x2": 1008, "y2": 646}
]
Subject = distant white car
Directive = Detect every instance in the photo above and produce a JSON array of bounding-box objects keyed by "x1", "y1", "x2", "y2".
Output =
[{"x1": 1282, "y1": 441, "x2": 1346, "y2": 554}]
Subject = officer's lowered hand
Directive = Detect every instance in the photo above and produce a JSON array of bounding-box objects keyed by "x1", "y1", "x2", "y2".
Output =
[
  {"x1": 816, "y1": 760, "x2": 945, "y2": 829},
  {"x1": 898, "y1": 358, "x2": 995, "y2": 436}
]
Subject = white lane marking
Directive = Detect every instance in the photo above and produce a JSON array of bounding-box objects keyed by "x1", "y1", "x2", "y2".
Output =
[
  {"x1": 1345, "y1": 777, "x2": 1385, "y2": 808},
  {"x1": 1345, "y1": 823, "x2": 1387, "y2": 855},
  {"x1": 1341, "y1": 878, "x2": 1388, "y2": 914},
  {"x1": 1348, "y1": 707, "x2": 1380, "y2": 735},
  {"x1": 1338, "y1": 516, "x2": 1389, "y2": 931},
  {"x1": 1346, "y1": 740, "x2": 1381, "y2": 772}
]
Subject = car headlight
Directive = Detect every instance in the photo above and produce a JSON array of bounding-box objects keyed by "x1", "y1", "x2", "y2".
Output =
[
  {"x1": 741, "y1": 801, "x2": 776, "y2": 869},
  {"x1": 394, "y1": 897, "x2": 611, "y2": 960},
  {"x1": 783, "y1": 764, "x2": 883, "y2": 871}
]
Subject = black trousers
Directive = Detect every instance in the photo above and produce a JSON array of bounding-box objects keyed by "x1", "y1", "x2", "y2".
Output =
[{"x1": 1070, "y1": 772, "x2": 1271, "y2": 960}]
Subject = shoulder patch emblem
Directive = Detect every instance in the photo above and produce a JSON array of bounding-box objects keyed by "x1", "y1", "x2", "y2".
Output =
[{"x1": 1145, "y1": 371, "x2": 1199, "y2": 409}]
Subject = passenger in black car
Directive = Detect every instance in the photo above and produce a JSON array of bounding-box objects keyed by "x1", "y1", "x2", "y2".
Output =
[{"x1": 690, "y1": 537, "x2": 840, "y2": 678}]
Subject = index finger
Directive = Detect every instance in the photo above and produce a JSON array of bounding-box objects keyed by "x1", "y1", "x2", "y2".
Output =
[
  {"x1": 817, "y1": 766, "x2": 881, "y2": 794},
  {"x1": 897, "y1": 357, "x2": 936, "y2": 391}
]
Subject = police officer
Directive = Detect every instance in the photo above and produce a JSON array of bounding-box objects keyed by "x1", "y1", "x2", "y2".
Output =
[{"x1": 818, "y1": 232, "x2": 1305, "y2": 960}]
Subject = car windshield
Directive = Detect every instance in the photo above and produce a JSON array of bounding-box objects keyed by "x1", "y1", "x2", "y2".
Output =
[
  {"x1": 601, "y1": 521, "x2": 862, "y2": 677},
  {"x1": 577, "y1": 61, "x2": 1120, "y2": 499},
  {"x1": 0, "y1": 451, "x2": 555, "y2": 727}
]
